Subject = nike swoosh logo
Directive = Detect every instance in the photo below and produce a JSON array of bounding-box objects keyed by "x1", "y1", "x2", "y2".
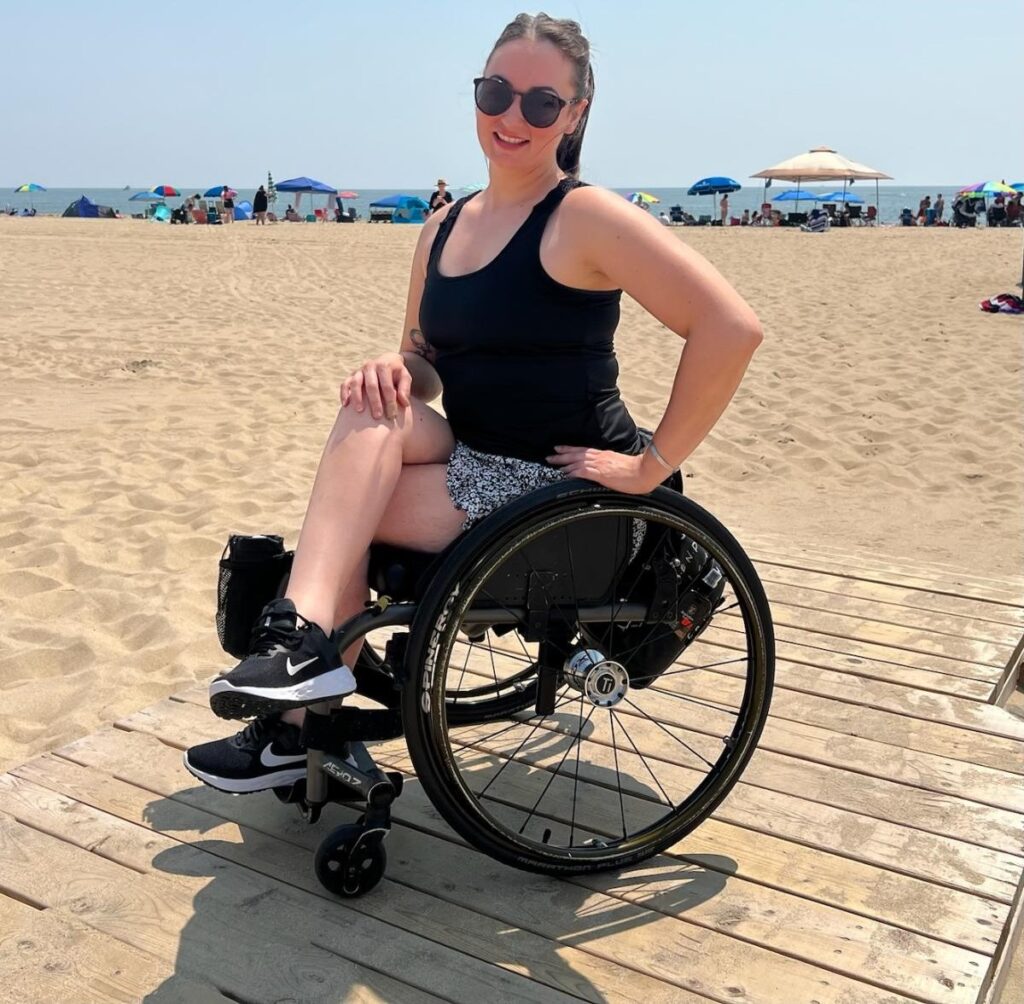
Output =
[
  {"x1": 260, "y1": 745, "x2": 307, "y2": 768},
  {"x1": 285, "y1": 656, "x2": 318, "y2": 677}
]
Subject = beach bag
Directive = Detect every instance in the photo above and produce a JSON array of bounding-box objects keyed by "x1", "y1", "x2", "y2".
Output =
[{"x1": 216, "y1": 534, "x2": 294, "y2": 658}]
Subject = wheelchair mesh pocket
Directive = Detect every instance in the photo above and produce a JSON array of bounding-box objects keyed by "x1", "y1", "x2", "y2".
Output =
[{"x1": 216, "y1": 535, "x2": 293, "y2": 658}]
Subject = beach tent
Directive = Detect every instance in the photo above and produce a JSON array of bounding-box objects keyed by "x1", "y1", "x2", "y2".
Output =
[
  {"x1": 752, "y1": 146, "x2": 891, "y2": 213},
  {"x1": 369, "y1": 194, "x2": 429, "y2": 223},
  {"x1": 62, "y1": 195, "x2": 115, "y2": 218},
  {"x1": 275, "y1": 176, "x2": 336, "y2": 214},
  {"x1": 233, "y1": 200, "x2": 253, "y2": 221}
]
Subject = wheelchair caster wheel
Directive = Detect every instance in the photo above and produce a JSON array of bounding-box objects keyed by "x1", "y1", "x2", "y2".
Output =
[{"x1": 314, "y1": 824, "x2": 387, "y2": 897}]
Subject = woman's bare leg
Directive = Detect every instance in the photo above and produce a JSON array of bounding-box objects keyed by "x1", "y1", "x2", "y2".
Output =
[{"x1": 285, "y1": 397, "x2": 456, "y2": 633}]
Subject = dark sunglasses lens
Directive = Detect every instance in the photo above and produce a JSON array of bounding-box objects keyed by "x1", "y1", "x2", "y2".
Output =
[
  {"x1": 521, "y1": 89, "x2": 563, "y2": 128},
  {"x1": 475, "y1": 78, "x2": 514, "y2": 116}
]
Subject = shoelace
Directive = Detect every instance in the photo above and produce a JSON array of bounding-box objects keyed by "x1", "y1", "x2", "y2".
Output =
[
  {"x1": 234, "y1": 715, "x2": 280, "y2": 749},
  {"x1": 247, "y1": 608, "x2": 314, "y2": 657}
]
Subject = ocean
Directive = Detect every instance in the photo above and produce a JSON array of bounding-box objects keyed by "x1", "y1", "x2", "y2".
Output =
[{"x1": 2, "y1": 184, "x2": 969, "y2": 225}]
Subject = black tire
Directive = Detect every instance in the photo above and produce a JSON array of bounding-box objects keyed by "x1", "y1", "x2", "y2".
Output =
[
  {"x1": 402, "y1": 481, "x2": 774, "y2": 876},
  {"x1": 314, "y1": 824, "x2": 387, "y2": 897}
]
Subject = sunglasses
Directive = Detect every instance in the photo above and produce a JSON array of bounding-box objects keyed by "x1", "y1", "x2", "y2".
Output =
[{"x1": 473, "y1": 76, "x2": 579, "y2": 129}]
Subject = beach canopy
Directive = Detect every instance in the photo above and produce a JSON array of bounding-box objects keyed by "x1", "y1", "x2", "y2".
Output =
[
  {"x1": 752, "y1": 147, "x2": 891, "y2": 182},
  {"x1": 370, "y1": 194, "x2": 429, "y2": 209},
  {"x1": 687, "y1": 177, "x2": 741, "y2": 196},
  {"x1": 62, "y1": 195, "x2": 115, "y2": 218},
  {"x1": 203, "y1": 186, "x2": 238, "y2": 198},
  {"x1": 15, "y1": 183, "x2": 46, "y2": 192},
  {"x1": 817, "y1": 191, "x2": 864, "y2": 203},
  {"x1": 276, "y1": 176, "x2": 336, "y2": 193},
  {"x1": 773, "y1": 189, "x2": 819, "y2": 202}
]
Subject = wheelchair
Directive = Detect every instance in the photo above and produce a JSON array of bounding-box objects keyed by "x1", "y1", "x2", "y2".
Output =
[{"x1": 215, "y1": 477, "x2": 775, "y2": 897}]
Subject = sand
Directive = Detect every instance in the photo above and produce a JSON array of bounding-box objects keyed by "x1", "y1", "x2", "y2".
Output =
[{"x1": 0, "y1": 216, "x2": 1021, "y2": 770}]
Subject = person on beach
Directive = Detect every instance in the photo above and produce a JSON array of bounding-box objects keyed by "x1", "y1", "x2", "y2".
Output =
[
  {"x1": 719, "y1": 192, "x2": 729, "y2": 224},
  {"x1": 253, "y1": 185, "x2": 269, "y2": 225},
  {"x1": 184, "y1": 11, "x2": 763, "y2": 793},
  {"x1": 918, "y1": 195, "x2": 931, "y2": 225},
  {"x1": 222, "y1": 185, "x2": 234, "y2": 224},
  {"x1": 934, "y1": 193, "x2": 944, "y2": 224},
  {"x1": 429, "y1": 179, "x2": 453, "y2": 214}
]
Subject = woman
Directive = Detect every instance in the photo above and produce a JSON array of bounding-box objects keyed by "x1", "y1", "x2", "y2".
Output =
[
  {"x1": 185, "y1": 12, "x2": 762, "y2": 793},
  {"x1": 253, "y1": 184, "x2": 269, "y2": 225},
  {"x1": 222, "y1": 185, "x2": 234, "y2": 224}
]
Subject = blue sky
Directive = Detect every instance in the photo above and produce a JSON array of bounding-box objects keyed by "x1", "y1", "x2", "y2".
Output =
[{"x1": 2, "y1": 0, "x2": 1019, "y2": 188}]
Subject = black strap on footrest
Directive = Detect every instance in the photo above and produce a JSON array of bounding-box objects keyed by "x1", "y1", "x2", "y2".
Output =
[{"x1": 303, "y1": 707, "x2": 405, "y2": 747}]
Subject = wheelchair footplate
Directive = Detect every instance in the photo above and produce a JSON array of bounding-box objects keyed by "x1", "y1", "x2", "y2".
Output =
[{"x1": 274, "y1": 702, "x2": 403, "y2": 897}]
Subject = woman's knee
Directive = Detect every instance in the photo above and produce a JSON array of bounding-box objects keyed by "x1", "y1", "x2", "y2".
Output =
[{"x1": 326, "y1": 397, "x2": 454, "y2": 464}]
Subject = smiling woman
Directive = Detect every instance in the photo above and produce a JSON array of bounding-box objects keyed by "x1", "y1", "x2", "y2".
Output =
[{"x1": 187, "y1": 11, "x2": 764, "y2": 798}]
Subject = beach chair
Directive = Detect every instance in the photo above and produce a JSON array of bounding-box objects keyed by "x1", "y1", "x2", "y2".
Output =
[
  {"x1": 847, "y1": 205, "x2": 862, "y2": 222},
  {"x1": 698, "y1": 214, "x2": 712, "y2": 225},
  {"x1": 786, "y1": 212, "x2": 808, "y2": 226},
  {"x1": 305, "y1": 213, "x2": 317, "y2": 223},
  {"x1": 314, "y1": 208, "x2": 326, "y2": 222}
]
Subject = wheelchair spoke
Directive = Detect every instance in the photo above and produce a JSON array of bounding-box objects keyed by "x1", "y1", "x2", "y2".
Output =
[
  {"x1": 621, "y1": 696, "x2": 715, "y2": 770},
  {"x1": 609, "y1": 712, "x2": 629, "y2": 840},
  {"x1": 609, "y1": 709, "x2": 677, "y2": 810},
  {"x1": 655, "y1": 655, "x2": 748, "y2": 678}
]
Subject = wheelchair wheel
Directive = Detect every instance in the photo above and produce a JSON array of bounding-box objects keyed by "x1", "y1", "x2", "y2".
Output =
[{"x1": 403, "y1": 482, "x2": 774, "y2": 876}]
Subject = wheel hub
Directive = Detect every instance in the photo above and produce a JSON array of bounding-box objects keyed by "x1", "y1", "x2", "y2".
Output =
[{"x1": 564, "y1": 648, "x2": 630, "y2": 707}]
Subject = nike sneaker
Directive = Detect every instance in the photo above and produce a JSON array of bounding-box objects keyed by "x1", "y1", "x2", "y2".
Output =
[
  {"x1": 208, "y1": 598, "x2": 357, "y2": 720},
  {"x1": 183, "y1": 714, "x2": 355, "y2": 794}
]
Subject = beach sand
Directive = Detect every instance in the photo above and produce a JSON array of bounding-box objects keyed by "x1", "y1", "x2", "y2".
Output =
[{"x1": 0, "y1": 216, "x2": 1021, "y2": 770}]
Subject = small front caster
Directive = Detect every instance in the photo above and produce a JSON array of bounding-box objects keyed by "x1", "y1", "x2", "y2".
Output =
[{"x1": 314, "y1": 823, "x2": 387, "y2": 897}]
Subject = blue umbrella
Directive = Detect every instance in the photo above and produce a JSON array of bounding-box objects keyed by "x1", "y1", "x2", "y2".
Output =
[
  {"x1": 203, "y1": 185, "x2": 237, "y2": 198},
  {"x1": 129, "y1": 191, "x2": 164, "y2": 201},
  {"x1": 817, "y1": 191, "x2": 864, "y2": 203},
  {"x1": 773, "y1": 189, "x2": 819, "y2": 201},
  {"x1": 687, "y1": 176, "x2": 741, "y2": 196},
  {"x1": 370, "y1": 194, "x2": 429, "y2": 209}
]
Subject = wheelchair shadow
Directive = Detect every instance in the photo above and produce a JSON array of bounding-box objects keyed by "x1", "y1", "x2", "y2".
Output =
[{"x1": 138, "y1": 731, "x2": 735, "y2": 1003}]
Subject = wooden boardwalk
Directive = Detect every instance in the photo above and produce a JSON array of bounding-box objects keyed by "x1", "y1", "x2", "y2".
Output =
[{"x1": 1, "y1": 539, "x2": 1022, "y2": 1004}]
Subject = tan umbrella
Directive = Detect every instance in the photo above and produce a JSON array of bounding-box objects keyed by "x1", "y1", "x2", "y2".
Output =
[{"x1": 752, "y1": 146, "x2": 892, "y2": 216}]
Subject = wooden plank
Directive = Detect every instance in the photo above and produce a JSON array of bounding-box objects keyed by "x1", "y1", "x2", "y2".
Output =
[
  {"x1": 0, "y1": 894, "x2": 234, "y2": 1004},
  {"x1": 979, "y1": 860, "x2": 1024, "y2": 1004},
  {"x1": 163, "y1": 688, "x2": 1023, "y2": 903},
  {"x1": 730, "y1": 599, "x2": 1015, "y2": 668},
  {"x1": 43, "y1": 725, "x2": 986, "y2": 1003},
  {"x1": 992, "y1": 634, "x2": 1024, "y2": 709},
  {"x1": 3, "y1": 758, "x2": 705, "y2": 1004},
  {"x1": 0, "y1": 808, "x2": 450, "y2": 1004},
  {"x1": 759, "y1": 581, "x2": 1024, "y2": 648},
  {"x1": 700, "y1": 649, "x2": 1024, "y2": 743},
  {"x1": 706, "y1": 621, "x2": 1003, "y2": 685},
  {"x1": 745, "y1": 535, "x2": 1024, "y2": 593},
  {"x1": 758, "y1": 567, "x2": 1024, "y2": 632},
  {"x1": 759, "y1": 563, "x2": 1024, "y2": 629},
  {"x1": 667, "y1": 665, "x2": 1024, "y2": 783},
  {"x1": 747, "y1": 545, "x2": 1024, "y2": 606}
]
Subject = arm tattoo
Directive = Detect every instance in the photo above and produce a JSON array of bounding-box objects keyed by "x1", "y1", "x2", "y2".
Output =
[{"x1": 409, "y1": 328, "x2": 437, "y2": 364}]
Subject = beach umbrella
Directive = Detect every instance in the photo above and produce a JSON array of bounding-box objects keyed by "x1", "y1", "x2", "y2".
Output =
[
  {"x1": 14, "y1": 182, "x2": 46, "y2": 209},
  {"x1": 627, "y1": 191, "x2": 659, "y2": 204},
  {"x1": 687, "y1": 177, "x2": 740, "y2": 220},
  {"x1": 150, "y1": 185, "x2": 179, "y2": 197},
  {"x1": 1011, "y1": 182, "x2": 1024, "y2": 193},
  {"x1": 817, "y1": 191, "x2": 864, "y2": 203},
  {"x1": 129, "y1": 191, "x2": 164, "y2": 201},
  {"x1": 203, "y1": 186, "x2": 238, "y2": 199},
  {"x1": 267, "y1": 171, "x2": 277, "y2": 204},
  {"x1": 338, "y1": 191, "x2": 358, "y2": 199},
  {"x1": 773, "y1": 189, "x2": 819, "y2": 201},
  {"x1": 957, "y1": 180, "x2": 1016, "y2": 198}
]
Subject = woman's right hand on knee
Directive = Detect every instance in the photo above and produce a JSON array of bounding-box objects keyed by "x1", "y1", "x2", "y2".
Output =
[{"x1": 341, "y1": 353, "x2": 412, "y2": 420}]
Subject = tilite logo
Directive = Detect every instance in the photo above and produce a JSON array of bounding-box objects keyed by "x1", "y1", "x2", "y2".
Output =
[
  {"x1": 422, "y1": 584, "x2": 460, "y2": 714},
  {"x1": 594, "y1": 673, "x2": 616, "y2": 696}
]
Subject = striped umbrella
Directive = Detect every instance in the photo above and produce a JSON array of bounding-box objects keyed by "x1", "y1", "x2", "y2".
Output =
[
  {"x1": 628, "y1": 191, "x2": 660, "y2": 204},
  {"x1": 15, "y1": 182, "x2": 46, "y2": 209},
  {"x1": 957, "y1": 180, "x2": 1016, "y2": 198},
  {"x1": 150, "y1": 185, "x2": 180, "y2": 197},
  {"x1": 267, "y1": 171, "x2": 277, "y2": 204}
]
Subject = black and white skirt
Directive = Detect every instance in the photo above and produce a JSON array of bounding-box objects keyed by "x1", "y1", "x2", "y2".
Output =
[{"x1": 445, "y1": 441, "x2": 566, "y2": 530}]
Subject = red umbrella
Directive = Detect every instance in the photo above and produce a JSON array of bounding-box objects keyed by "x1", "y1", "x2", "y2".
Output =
[
  {"x1": 338, "y1": 190, "x2": 358, "y2": 199},
  {"x1": 150, "y1": 185, "x2": 179, "y2": 197}
]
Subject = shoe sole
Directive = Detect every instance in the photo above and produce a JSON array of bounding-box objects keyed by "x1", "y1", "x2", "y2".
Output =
[
  {"x1": 182, "y1": 752, "x2": 307, "y2": 794},
  {"x1": 208, "y1": 665, "x2": 358, "y2": 720}
]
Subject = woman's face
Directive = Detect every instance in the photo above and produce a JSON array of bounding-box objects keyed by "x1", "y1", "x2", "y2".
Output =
[{"x1": 476, "y1": 37, "x2": 586, "y2": 174}]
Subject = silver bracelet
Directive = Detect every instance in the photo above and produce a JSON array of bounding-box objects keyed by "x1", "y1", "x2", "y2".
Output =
[{"x1": 647, "y1": 439, "x2": 678, "y2": 473}]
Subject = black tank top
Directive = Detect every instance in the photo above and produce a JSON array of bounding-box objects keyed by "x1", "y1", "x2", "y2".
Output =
[{"x1": 419, "y1": 179, "x2": 641, "y2": 464}]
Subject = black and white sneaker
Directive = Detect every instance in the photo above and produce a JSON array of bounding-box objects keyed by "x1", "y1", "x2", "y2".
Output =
[
  {"x1": 208, "y1": 598, "x2": 357, "y2": 720},
  {"x1": 182, "y1": 714, "x2": 356, "y2": 794}
]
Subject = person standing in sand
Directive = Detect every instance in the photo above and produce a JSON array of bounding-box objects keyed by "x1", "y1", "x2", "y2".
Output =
[
  {"x1": 720, "y1": 192, "x2": 729, "y2": 224},
  {"x1": 184, "y1": 11, "x2": 763, "y2": 792},
  {"x1": 934, "y1": 193, "x2": 944, "y2": 224},
  {"x1": 253, "y1": 185, "x2": 268, "y2": 225},
  {"x1": 428, "y1": 179, "x2": 453, "y2": 214}
]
